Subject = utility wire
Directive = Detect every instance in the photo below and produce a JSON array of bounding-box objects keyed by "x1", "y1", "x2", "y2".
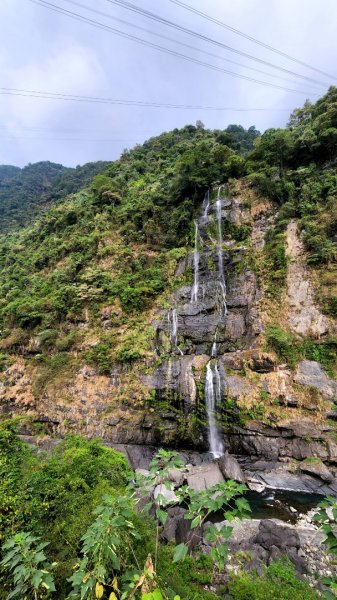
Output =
[
  {"x1": 103, "y1": 0, "x2": 330, "y2": 87},
  {"x1": 0, "y1": 88, "x2": 300, "y2": 110},
  {"x1": 27, "y1": 0, "x2": 321, "y2": 96},
  {"x1": 168, "y1": 0, "x2": 337, "y2": 81},
  {"x1": 61, "y1": 0, "x2": 325, "y2": 90}
]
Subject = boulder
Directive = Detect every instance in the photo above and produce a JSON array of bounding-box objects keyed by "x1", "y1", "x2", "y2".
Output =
[
  {"x1": 125, "y1": 445, "x2": 156, "y2": 470},
  {"x1": 175, "y1": 515, "x2": 203, "y2": 550},
  {"x1": 218, "y1": 452, "x2": 245, "y2": 483},
  {"x1": 299, "y1": 459, "x2": 334, "y2": 482},
  {"x1": 167, "y1": 467, "x2": 185, "y2": 487},
  {"x1": 154, "y1": 483, "x2": 179, "y2": 505},
  {"x1": 294, "y1": 360, "x2": 337, "y2": 400},
  {"x1": 254, "y1": 519, "x2": 300, "y2": 551},
  {"x1": 268, "y1": 545, "x2": 307, "y2": 574},
  {"x1": 135, "y1": 468, "x2": 150, "y2": 477},
  {"x1": 187, "y1": 462, "x2": 224, "y2": 492},
  {"x1": 161, "y1": 507, "x2": 187, "y2": 542}
]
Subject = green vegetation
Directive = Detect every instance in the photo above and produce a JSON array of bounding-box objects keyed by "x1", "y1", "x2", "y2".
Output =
[
  {"x1": 0, "y1": 160, "x2": 109, "y2": 233},
  {"x1": 0, "y1": 430, "x2": 249, "y2": 599},
  {"x1": 0, "y1": 91, "x2": 337, "y2": 599},
  {"x1": 0, "y1": 123, "x2": 260, "y2": 387},
  {"x1": 1, "y1": 532, "x2": 56, "y2": 598},
  {"x1": 228, "y1": 558, "x2": 320, "y2": 599},
  {"x1": 249, "y1": 87, "x2": 337, "y2": 267},
  {"x1": 263, "y1": 228, "x2": 288, "y2": 298},
  {"x1": 266, "y1": 325, "x2": 337, "y2": 374},
  {"x1": 314, "y1": 495, "x2": 337, "y2": 596}
]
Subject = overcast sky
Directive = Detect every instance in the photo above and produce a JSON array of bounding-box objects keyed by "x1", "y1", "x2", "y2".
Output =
[{"x1": 1, "y1": 0, "x2": 337, "y2": 167}]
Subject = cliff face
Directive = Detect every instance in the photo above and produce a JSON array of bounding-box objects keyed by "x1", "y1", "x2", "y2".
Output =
[{"x1": 2, "y1": 181, "x2": 336, "y2": 468}]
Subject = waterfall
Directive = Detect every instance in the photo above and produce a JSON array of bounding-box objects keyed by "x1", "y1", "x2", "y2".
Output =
[
  {"x1": 211, "y1": 331, "x2": 217, "y2": 357},
  {"x1": 216, "y1": 186, "x2": 228, "y2": 316},
  {"x1": 167, "y1": 308, "x2": 183, "y2": 355},
  {"x1": 190, "y1": 221, "x2": 199, "y2": 303},
  {"x1": 204, "y1": 361, "x2": 224, "y2": 458},
  {"x1": 202, "y1": 188, "x2": 210, "y2": 217}
]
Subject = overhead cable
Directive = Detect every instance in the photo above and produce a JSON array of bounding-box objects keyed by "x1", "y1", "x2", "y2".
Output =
[
  {"x1": 104, "y1": 0, "x2": 330, "y2": 87},
  {"x1": 27, "y1": 0, "x2": 321, "y2": 96},
  {"x1": 168, "y1": 0, "x2": 337, "y2": 81}
]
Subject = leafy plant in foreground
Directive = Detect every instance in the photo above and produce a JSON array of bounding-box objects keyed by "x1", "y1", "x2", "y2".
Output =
[
  {"x1": 176, "y1": 480, "x2": 250, "y2": 569},
  {"x1": 67, "y1": 494, "x2": 140, "y2": 599},
  {"x1": 134, "y1": 450, "x2": 250, "y2": 572},
  {"x1": 313, "y1": 495, "x2": 337, "y2": 598},
  {"x1": 0, "y1": 532, "x2": 56, "y2": 599}
]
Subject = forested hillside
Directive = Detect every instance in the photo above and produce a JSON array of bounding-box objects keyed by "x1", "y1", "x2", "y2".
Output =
[{"x1": 0, "y1": 160, "x2": 109, "y2": 232}]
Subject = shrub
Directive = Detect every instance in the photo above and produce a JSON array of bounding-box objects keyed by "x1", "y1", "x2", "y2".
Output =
[
  {"x1": 85, "y1": 343, "x2": 111, "y2": 374},
  {"x1": 228, "y1": 558, "x2": 320, "y2": 599}
]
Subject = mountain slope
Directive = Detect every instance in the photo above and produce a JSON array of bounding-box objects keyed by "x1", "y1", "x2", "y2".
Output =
[
  {"x1": 0, "y1": 99, "x2": 336, "y2": 462},
  {"x1": 0, "y1": 160, "x2": 109, "y2": 232}
]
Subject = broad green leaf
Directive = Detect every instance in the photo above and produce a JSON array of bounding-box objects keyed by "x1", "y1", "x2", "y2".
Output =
[
  {"x1": 172, "y1": 543, "x2": 188, "y2": 563},
  {"x1": 156, "y1": 508, "x2": 168, "y2": 525}
]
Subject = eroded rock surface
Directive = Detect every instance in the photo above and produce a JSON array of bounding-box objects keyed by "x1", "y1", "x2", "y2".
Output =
[{"x1": 286, "y1": 220, "x2": 328, "y2": 336}]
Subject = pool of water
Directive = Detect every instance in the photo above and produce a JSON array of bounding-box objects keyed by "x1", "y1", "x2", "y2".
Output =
[{"x1": 243, "y1": 489, "x2": 324, "y2": 523}]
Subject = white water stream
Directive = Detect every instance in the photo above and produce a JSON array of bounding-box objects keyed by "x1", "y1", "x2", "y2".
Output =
[
  {"x1": 216, "y1": 186, "x2": 228, "y2": 316},
  {"x1": 190, "y1": 221, "x2": 199, "y2": 303},
  {"x1": 204, "y1": 361, "x2": 224, "y2": 457},
  {"x1": 167, "y1": 308, "x2": 183, "y2": 355}
]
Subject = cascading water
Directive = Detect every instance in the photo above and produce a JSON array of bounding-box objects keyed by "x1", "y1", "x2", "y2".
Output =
[
  {"x1": 202, "y1": 188, "x2": 210, "y2": 217},
  {"x1": 190, "y1": 221, "x2": 199, "y2": 303},
  {"x1": 215, "y1": 186, "x2": 228, "y2": 316},
  {"x1": 204, "y1": 361, "x2": 224, "y2": 457},
  {"x1": 211, "y1": 331, "x2": 217, "y2": 357},
  {"x1": 167, "y1": 308, "x2": 183, "y2": 355}
]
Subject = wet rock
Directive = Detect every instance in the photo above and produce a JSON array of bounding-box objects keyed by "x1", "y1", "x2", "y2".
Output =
[
  {"x1": 226, "y1": 271, "x2": 257, "y2": 307},
  {"x1": 218, "y1": 452, "x2": 245, "y2": 483},
  {"x1": 299, "y1": 459, "x2": 334, "y2": 482}
]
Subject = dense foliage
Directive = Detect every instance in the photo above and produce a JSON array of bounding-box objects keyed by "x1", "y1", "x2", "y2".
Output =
[
  {"x1": 0, "y1": 124, "x2": 258, "y2": 369},
  {"x1": 248, "y1": 86, "x2": 337, "y2": 268},
  {"x1": 0, "y1": 165, "x2": 20, "y2": 183},
  {"x1": 0, "y1": 160, "x2": 109, "y2": 232},
  {"x1": 0, "y1": 426, "x2": 320, "y2": 600}
]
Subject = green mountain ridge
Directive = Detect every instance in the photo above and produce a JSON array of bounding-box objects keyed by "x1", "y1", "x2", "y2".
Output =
[{"x1": 0, "y1": 159, "x2": 110, "y2": 233}]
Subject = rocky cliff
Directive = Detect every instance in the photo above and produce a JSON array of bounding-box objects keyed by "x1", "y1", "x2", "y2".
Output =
[{"x1": 2, "y1": 180, "x2": 336, "y2": 482}]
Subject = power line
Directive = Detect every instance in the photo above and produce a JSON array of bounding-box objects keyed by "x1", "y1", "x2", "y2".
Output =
[
  {"x1": 103, "y1": 0, "x2": 329, "y2": 88},
  {"x1": 168, "y1": 0, "x2": 337, "y2": 81},
  {"x1": 60, "y1": 0, "x2": 325, "y2": 90},
  {"x1": 27, "y1": 0, "x2": 321, "y2": 96},
  {"x1": 0, "y1": 87, "x2": 295, "y2": 110}
]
